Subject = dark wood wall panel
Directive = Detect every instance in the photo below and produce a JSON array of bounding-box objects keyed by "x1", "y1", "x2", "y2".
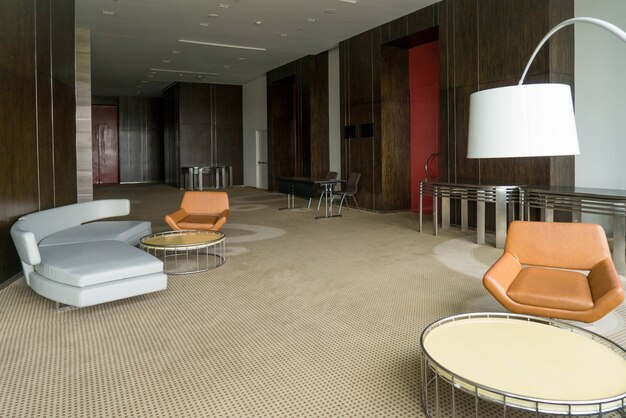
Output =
[
  {"x1": 340, "y1": 0, "x2": 573, "y2": 215},
  {"x1": 119, "y1": 97, "x2": 164, "y2": 183},
  {"x1": 163, "y1": 83, "x2": 243, "y2": 187},
  {"x1": 380, "y1": 46, "x2": 410, "y2": 211},
  {"x1": 163, "y1": 85, "x2": 180, "y2": 186},
  {"x1": 266, "y1": 53, "x2": 329, "y2": 190},
  {"x1": 52, "y1": 83, "x2": 77, "y2": 206},
  {"x1": 0, "y1": 0, "x2": 76, "y2": 283},
  {"x1": 309, "y1": 53, "x2": 329, "y2": 180},
  {"x1": 36, "y1": 0, "x2": 54, "y2": 209}
]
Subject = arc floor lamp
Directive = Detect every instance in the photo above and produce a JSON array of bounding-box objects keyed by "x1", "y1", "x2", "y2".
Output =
[{"x1": 467, "y1": 17, "x2": 626, "y2": 159}]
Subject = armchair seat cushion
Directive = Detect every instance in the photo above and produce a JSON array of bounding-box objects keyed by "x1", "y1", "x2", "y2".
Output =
[
  {"x1": 507, "y1": 267, "x2": 593, "y2": 311},
  {"x1": 39, "y1": 221, "x2": 151, "y2": 247},
  {"x1": 36, "y1": 240, "x2": 163, "y2": 287},
  {"x1": 176, "y1": 214, "x2": 219, "y2": 230}
]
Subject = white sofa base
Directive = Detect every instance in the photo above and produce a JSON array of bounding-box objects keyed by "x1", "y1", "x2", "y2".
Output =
[
  {"x1": 11, "y1": 199, "x2": 167, "y2": 308},
  {"x1": 29, "y1": 271, "x2": 167, "y2": 308}
]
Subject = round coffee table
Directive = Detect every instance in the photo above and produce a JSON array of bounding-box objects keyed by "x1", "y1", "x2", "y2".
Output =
[
  {"x1": 421, "y1": 313, "x2": 626, "y2": 417},
  {"x1": 140, "y1": 230, "x2": 225, "y2": 274}
]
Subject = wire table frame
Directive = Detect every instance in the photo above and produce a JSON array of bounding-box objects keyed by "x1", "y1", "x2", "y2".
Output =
[
  {"x1": 420, "y1": 313, "x2": 626, "y2": 417},
  {"x1": 140, "y1": 230, "x2": 226, "y2": 275}
]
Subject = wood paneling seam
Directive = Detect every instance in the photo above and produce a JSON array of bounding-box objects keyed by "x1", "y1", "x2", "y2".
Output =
[{"x1": 34, "y1": 0, "x2": 41, "y2": 210}]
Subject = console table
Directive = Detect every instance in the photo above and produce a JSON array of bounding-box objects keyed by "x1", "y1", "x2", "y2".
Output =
[
  {"x1": 420, "y1": 180, "x2": 522, "y2": 248},
  {"x1": 180, "y1": 165, "x2": 233, "y2": 190},
  {"x1": 522, "y1": 186, "x2": 626, "y2": 274}
]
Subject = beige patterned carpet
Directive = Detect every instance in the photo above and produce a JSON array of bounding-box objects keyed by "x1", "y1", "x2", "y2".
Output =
[{"x1": 0, "y1": 184, "x2": 624, "y2": 417}]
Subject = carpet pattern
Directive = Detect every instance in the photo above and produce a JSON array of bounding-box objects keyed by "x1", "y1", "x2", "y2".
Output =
[{"x1": 0, "y1": 184, "x2": 624, "y2": 417}]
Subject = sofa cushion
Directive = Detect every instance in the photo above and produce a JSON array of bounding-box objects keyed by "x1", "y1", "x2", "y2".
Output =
[
  {"x1": 39, "y1": 221, "x2": 151, "y2": 247},
  {"x1": 36, "y1": 240, "x2": 163, "y2": 287},
  {"x1": 507, "y1": 267, "x2": 593, "y2": 311}
]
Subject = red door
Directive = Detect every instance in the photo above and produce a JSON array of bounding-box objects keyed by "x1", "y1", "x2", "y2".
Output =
[
  {"x1": 409, "y1": 41, "x2": 439, "y2": 213},
  {"x1": 92, "y1": 105, "x2": 119, "y2": 184}
]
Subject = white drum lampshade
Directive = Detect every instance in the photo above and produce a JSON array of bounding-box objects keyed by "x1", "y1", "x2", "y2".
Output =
[{"x1": 467, "y1": 84, "x2": 579, "y2": 159}]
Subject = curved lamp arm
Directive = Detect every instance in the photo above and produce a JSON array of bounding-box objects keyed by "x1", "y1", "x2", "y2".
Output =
[{"x1": 519, "y1": 17, "x2": 626, "y2": 85}]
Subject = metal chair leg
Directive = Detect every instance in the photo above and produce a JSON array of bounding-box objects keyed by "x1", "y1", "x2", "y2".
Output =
[
  {"x1": 317, "y1": 192, "x2": 325, "y2": 211},
  {"x1": 338, "y1": 194, "x2": 347, "y2": 214},
  {"x1": 352, "y1": 195, "x2": 360, "y2": 211}
]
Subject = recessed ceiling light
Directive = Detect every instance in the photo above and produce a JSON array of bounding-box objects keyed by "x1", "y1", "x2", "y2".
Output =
[
  {"x1": 238, "y1": 57, "x2": 246, "y2": 61},
  {"x1": 197, "y1": 75, "x2": 203, "y2": 79},
  {"x1": 200, "y1": 22, "x2": 210, "y2": 27},
  {"x1": 279, "y1": 33, "x2": 289, "y2": 37},
  {"x1": 141, "y1": 80, "x2": 149, "y2": 83},
  {"x1": 172, "y1": 50, "x2": 181, "y2": 54},
  {"x1": 223, "y1": 65, "x2": 231, "y2": 68},
  {"x1": 338, "y1": 0, "x2": 358, "y2": 3},
  {"x1": 218, "y1": 3, "x2": 231, "y2": 8},
  {"x1": 178, "y1": 39, "x2": 266, "y2": 51},
  {"x1": 101, "y1": 10, "x2": 118, "y2": 16},
  {"x1": 178, "y1": 74, "x2": 184, "y2": 77},
  {"x1": 162, "y1": 59, "x2": 171, "y2": 63},
  {"x1": 147, "y1": 74, "x2": 155, "y2": 78},
  {"x1": 255, "y1": 21, "x2": 262, "y2": 25},
  {"x1": 324, "y1": 8, "x2": 338, "y2": 14},
  {"x1": 307, "y1": 17, "x2": 319, "y2": 22},
  {"x1": 208, "y1": 13, "x2": 219, "y2": 18}
]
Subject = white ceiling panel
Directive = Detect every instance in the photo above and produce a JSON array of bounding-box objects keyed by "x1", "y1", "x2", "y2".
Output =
[{"x1": 76, "y1": 0, "x2": 440, "y2": 97}]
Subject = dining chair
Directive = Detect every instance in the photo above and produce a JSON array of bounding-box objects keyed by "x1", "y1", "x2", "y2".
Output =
[{"x1": 332, "y1": 172, "x2": 361, "y2": 214}]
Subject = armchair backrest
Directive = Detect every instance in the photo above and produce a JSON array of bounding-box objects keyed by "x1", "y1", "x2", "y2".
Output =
[
  {"x1": 181, "y1": 191, "x2": 229, "y2": 214},
  {"x1": 505, "y1": 221, "x2": 611, "y2": 270}
]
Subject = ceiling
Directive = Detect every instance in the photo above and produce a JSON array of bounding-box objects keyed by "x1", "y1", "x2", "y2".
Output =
[{"x1": 76, "y1": 0, "x2": 439, "y2": 97}]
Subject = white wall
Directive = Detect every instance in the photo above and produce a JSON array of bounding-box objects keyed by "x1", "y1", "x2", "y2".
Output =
[
  {"x1": 575, "y1": 0, "x2": 626, "y2": 191},
  {"x1": 328, "y1": 47, "x2": 342, "y2": 178},
  {"x1": 242, "y1": 75, "x2": 267, "y2": 187}
]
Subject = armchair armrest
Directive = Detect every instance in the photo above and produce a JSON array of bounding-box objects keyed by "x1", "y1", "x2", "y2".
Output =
[
  {"x1": 483, "y1": 252, "x2": 522, "y2": 296},
  {"x1": 212, "y1": 209, "x2": 230, "y2": 230},
  {"x1": 588, "y1": 258, "x2": 624, "y2": 305},
  {"x1": 164, "y1": 208, "x2": 188, "y2": 230}
]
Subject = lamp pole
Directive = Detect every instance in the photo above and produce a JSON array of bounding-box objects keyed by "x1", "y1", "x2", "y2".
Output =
[{"x1": 519, "y1": 17, "x2": 626, "y2": 85}]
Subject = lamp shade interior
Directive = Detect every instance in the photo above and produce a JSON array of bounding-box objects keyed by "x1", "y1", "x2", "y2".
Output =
[{"x1": 467, "y1": 84, "x2": 580, "y2": 159}]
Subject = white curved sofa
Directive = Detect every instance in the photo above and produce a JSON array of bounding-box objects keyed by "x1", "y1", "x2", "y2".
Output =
[{"x1": 10, "y1": 199, "x2": 167, "y2": 308}]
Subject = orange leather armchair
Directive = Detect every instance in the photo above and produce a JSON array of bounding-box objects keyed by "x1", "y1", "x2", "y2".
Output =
[
  {"x1": 483, "y1": 221, "x2": 624, "y2": 323},
  {"x1": 165, "y1": 191, "x2": 230, "y2": 232}
]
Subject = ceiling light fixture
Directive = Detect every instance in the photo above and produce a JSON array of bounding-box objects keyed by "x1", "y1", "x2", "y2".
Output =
[
  {"x1": 200, "y1": 22, "x2": 210, "y2": 27},
  {"x1": 218, "y1": 3, "x2": 231, "y2": 8},
  {"x1": 255, "y1": 21, "x2": 262, "y2": 25},
  {"x1": 172, "y1": 50, "x2": 181, "y2": 54},
  {"x1": 338, "y1": 0, "x2": 359, "y2": 3},
  {"x1": 147, "y1": 74, "x2": 155, "y2": 78},
  {"x1": 307, "y1": 17, "x2": 319, "y2": 22},
  {"x1": 141, "y1": 80, "x2": 149, "y2": 83},
  {"x1": 150, "y1": 68, "x2": 220, "y2": 76},
  {"x1": 223, "y1": 65, "x2": 231, "y2": 68},
  {"x1": 178, "y1": 39, "x2": 266, "y2": 51},
  {"x1": 208, "y1": 13, "x2": 219, "y2": 18},
  {"x1": 162, "y1": 59, "x2": 171, "y2": 63},
  {"x1": 101, "y1": 10, "x2": 118, "y2": 16},
  {"x1": 279, "y1": 33, "x2": 289, "y2": 37},
  {"x1": 324, "y1": 9, "x2": 338, "y2": 14},
  {"x1": 238, "y1": 57, "x2": 246, "y2": 61}
]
